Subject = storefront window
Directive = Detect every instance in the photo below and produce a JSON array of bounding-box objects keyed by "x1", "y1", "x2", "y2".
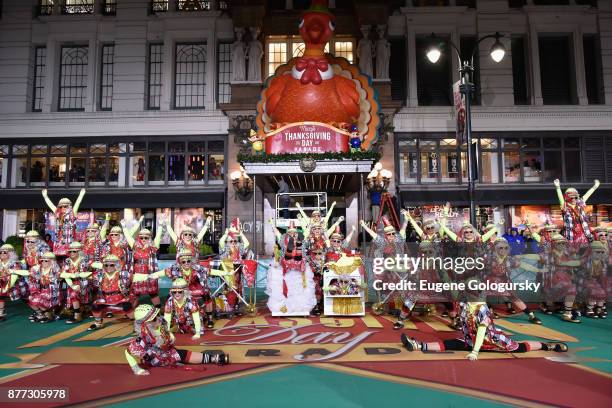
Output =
[
  {"x1": 49, "y1": 156, "x2": 66, "y2": 186},
  {"x1": 502, "y1": 138, "x2": 520, "y2": 183},
  {"x1": 398, "y1": 139, "x2": 417, "y2": 184},
  {"x1": 69, "y1": 157, "x2": 86, "y2": 184},
  {"x1": 523, "y1": 150, "x2": 542, "y2": 182},
  {"x1": 188, "y1": 141, "x2": 206, "y2": 184},
  {"x1": 168, "y1": 141, "x2": 185, "y2": 184},
  {"x1": 12, "y1": 144, "x2": 27, "y2": 187},
  {"x1": 29, "y1": 157, "x2": 46, "y2": 186},
  {"x1": 543, "y1": 151, "x2": 562, "y2": 182},
  {"x1": 208, "y1": 154, "x2": 224, "y2": 184},
  {"x1": 148, "y1": 142, "x2": 165, "y2": 185},
  {"x1": 440, "y1": 139, "x2": 458, "y2": 183},
  {"x1": 129, "y1": 142, "x2": 146, "y2": 186},
  {"x1": 88, "y1": 157, "x2": 106, "y2": 185},
  {"x1": 480, "y1": 151, "x2": 499, "y2": 183},
  {"x1": 0, "y1": 145, "x2": 7, "y2": 188},
  {"x1": 109, "y1": 156, "x2": 120, "y2": 185}
]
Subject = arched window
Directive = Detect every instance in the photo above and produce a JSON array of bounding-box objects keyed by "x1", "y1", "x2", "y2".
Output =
[
  {"x1": 174, "y1": 43, "x2": 207, "y2": 109},
  {"x1": 59, "y1": 46, "x2": 89, "y2": 111}
]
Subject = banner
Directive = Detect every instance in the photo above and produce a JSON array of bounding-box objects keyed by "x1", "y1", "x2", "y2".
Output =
[
  {"x1": 265, "y1": 122, "x2": 350, "y2": 154},
  {"x1": 453, "y1": 81, "x2": 466, "y2": 143}
]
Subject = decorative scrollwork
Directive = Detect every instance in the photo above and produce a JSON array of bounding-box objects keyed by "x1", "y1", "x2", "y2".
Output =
[{"x1": 229, "y1": 114, "x2": 257, "y2": 155}]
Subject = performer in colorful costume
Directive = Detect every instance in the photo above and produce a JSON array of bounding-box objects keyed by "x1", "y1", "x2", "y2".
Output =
[
  {"x1": 583, "y1": 240, "x2": 608, "y2": 319},
  {"x1": 125, "y1": 304, "x2": 228, "y2": 376},
  {"x1": 166, "y1": 216, "x2": 212, "y2": 262},
  {"x1": 124, "y1": 223, "x2": 164, "y2": 308},
  {"x1": 402, "y1": 209, "x2": 441, "y2": 242},
  {"x1": 483, "y1": 238, "x2": 542, "y2": 324},
  {"x1": 22, "y1": 230, "x2": 50, "y2": 270},
  {"x1": 542, "y1": 234, "x2": 582, "y2": 323},
  {"x1": 219, "y1": 219, "x2": 251, "y2": 313},
  {"x1": 360, "y1": 216, "x2": 408, "y2": 259},
  {"x1": 12, "y1": 252, "x2": 62, "y2": 323},
  {"x1": 267, "y1": 219, "x2": 316, "y2": 315},
  {"x1": 393, "y1": 241, "x2": 453, "y2": 329},
  {"x1": 102, "y1": 222, "x2": 138, "y2": 272},
  {"x1": 401, "y1": 302, "x2": 567, "y2": 360},
  {"x1": 143, "y1": 250, "x2": 215, "y2": 329},
  {"x1": 41, "y1": 188, "x2": 86, "y2": 257},
  {"x1": 553, "y1": 178, "x2": 599, "y2": 245},
  {"x1": 82, "y1": 213, "x2": 110, "y2": 267},
  {"x1": 60, "y1": 242, "x2": 93, "y2": 324},
  {"x1": 0, "y1": 244, "x2": 26, "y2": 320},
  {"x1": 88, "y1": 254, "x2": 133, "y2": 330},
  {"x1": 304, "y1": 222, "x2": 329, "y2": 315},
  {"x1": 325, "y1": 225, "x2": 356, "y2": 263},
  {"x1": 163, "y1": 278, "x2": 202, "y2": 339},
  {"x1": 296, "y1": 201, "x2": 337, "y2": 234}
]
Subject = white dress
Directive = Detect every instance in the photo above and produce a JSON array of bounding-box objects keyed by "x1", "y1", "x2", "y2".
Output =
[{"x1": 266, "y1": 263, "x2": 317, "y2": 316}]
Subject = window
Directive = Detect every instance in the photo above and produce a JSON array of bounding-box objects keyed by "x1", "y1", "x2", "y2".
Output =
[
  {"x1": 49, "y1": 145, "x2": 67, "y2": 186},
  {"x1": 168, "y1": 142, "x2": 185, "y2": 184},
  {"x1": 420, "y1": 140, "x2": 438, "y2": 184},
  {"x1": 69, "y1": 143, "x2": 86, "y2": 185},
  {"x1": 511, "y1": 36, "x2": 530, "y2": 105},
  {"x1": 148, "y1": 44, "x2": 163, "y2": 110},
  {"x1": 174, "y1": 43, "x2": 207, "y2": 109},
  {"x1": 102, "y1": 0, "x2": 117, "y2": 15},
  {"x1": 267, "y1": 42, "x2": 287, "y2": 77},
  {"x1": 11, "y1": 145, "x2": 27, "y2": 187},
  {"x1": 207, "y1": 141, "x2": 225, "y2": 184},
  {"x1": 583, "y1": 35, "x2": 604, "y2": 105},
  {"x1": 266, "y1": 37, "x2": 352, "y2": 77},
  {"x1": 59, "y1": 46, "x2": 89, "y2": 111},
  {"x1": 416, "y1": 35, "x2": 452, "y2": 106},
  {"x1": 538, "y1": 35, "x2": 576, "y2": 105},
  {"x1": 479, "y1": 138, "x2": 499, "y2": 183},
  {"x1": 88, "y1": 144, "x2": 107, "y2": 185},
  {"x1": 522, "y1": 138, "x2": 542, "y2": 183},
  {"x1": 0, "y1": 146, "x2": 7, "y2": 188},
  {"x1": 32, "y1": 46, "x2": 46, "y2": 112},
  {"x1": 29, "y1": 145, "x2": 47, "y2": 186},
  {"x1": 398, "y1": 140, "x2": 418, "y2": 184},
  {"x1": 389, "y1": 38, "x2": 407, "y2": 103},
  {"x1": 100, "y1": 44, "x2": 114, "y2": 111},
  {"x1": 38, "y1": 0, "x2": 54, "y2": 16},
  {"x1": 217, "y1": 42, "x2": 232, "y2": 105},
  {"x1": 501, "y1": 138, "x2": 520, "y2": 183},
  {"x1": 148, "y1": 142, "x2": 166, "y2": 184},
  {"x1": 62, "y1": 0, "x2": 95, "y2": 15},
  {"x1": 129, "y1": 142, "x2": 147, "y2": 186},
  {"x1": 188, "y1": 141, "x2": 206, "y2": 185}
]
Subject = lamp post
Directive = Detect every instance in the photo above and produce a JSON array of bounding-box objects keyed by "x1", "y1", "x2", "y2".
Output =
[
  {"x1": 426, "y1": 32, "x2": 505, "y2": 226},
  {"x1": 365, "y1": 162, "x2": 392, "y2": 193}
]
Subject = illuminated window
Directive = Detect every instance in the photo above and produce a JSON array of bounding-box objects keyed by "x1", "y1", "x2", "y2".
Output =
[{"x1": 266, "y1": 37, "x2": 353, "y2": 77}]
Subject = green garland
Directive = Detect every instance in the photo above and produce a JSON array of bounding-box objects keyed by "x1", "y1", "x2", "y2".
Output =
[{"x1": 238, "y1": 151, "x2": 381, "y2": 163}]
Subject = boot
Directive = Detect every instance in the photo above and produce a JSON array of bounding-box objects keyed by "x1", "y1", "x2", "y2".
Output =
[
  {"x1": 28, "y1": 311, "x2": 38, "y2": 321},
  {"x1": 66, "y1": 311, "x2": 82, "y2": 324},
  {"x1": 312, "y1": 304, "x2": 321, "y2": 317},
  {"x1": 506, "y1": 302, "x2": 517, "y2": 314},
  {"x1": 400, "y1": 334, "x2": 421, "y2": 352},
  {"x1": 88, "y1": 319, "x2": 103, "y2": 331},
  {"x1": 203, "y1": 351, "x2": 229, "y2": 366},
  {"x1": 527, "y1": 312, "x2": 542, "y2": 325},
  {"x1": 31, "y1": 311, "x2": 44, "y2": 323},
  {"x1": 539, "y1": 303, "x2": 553, "y2": 315},
  {"x1": 596, "y1": 306, "x2": 606, "y2": 319},
  {"x1": 206, "y1": 312, "x2": 214, "y2": 329},
  {"x1": 562, "y1": 311, "x2": 581, "y2": 323},
  {"x1": 586, "y1": 305, "x2": 597, "y2": 318},
  {"x1": 543, "y1": 342, "x2": 568, "y2": 352},
  {"x1": 393, "y1": 319, "x2": 405, "y2": 330},
  {"x1": 38, "y1": 311, "x2": 53, "y2": 323}
]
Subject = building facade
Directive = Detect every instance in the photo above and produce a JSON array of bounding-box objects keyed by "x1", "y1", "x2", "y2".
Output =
[{"x1": 0, "y1": 0, "x2": 611, "y2": 254}]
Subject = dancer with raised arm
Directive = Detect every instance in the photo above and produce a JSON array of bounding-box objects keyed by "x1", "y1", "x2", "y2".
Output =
[
  {"x1": 123, "y1": 222, "x2": 164, "y2": 309},
  {"x1": 166, "y1": 215, "x2": 212, "y2": 262},
  {"x1": 41, "y1": 188, "x2": 86, "y2": 257},
  {"x1": 554, "y1": 178, "x2": 599, "y2": 245}
]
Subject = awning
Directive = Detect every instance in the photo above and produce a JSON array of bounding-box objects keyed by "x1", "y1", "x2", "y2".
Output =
[{"x1": 0, "y1": 189, "x2": 226, "y2": 209}]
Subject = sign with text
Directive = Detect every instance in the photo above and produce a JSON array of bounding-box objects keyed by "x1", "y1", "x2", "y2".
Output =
[
  {"x1": 453, "y1": 80, "x2": 466, "y2": 143},
  {"x1": 265, "y1": 122, "x2": 350, "y2": 154}
]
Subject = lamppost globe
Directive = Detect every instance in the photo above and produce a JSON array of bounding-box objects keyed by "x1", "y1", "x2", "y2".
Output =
[
  {"x1": 426, "y1": 46, "x2": 441, "y2": 64},
  {"x1": 490, "y1": 40, "x2": 506, "y2": 63}
]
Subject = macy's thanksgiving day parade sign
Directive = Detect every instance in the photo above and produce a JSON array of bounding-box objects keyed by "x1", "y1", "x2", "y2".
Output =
[{"x1": 250, "y1": 0, "x2": 381, "y2": 157}]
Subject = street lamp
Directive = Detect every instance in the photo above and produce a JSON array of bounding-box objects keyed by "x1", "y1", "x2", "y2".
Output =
[
  {"x1": 230, "y1": 167, "x2": 253, "y2": 201},
  {"x1": 365, "y1": 162, "x2": 392, "y2": 192},
  {"x1": 426, "y1": 32, "x2": 505, "y2": 226}
]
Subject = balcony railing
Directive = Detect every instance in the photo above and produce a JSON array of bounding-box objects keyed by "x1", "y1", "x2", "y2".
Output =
[{"x1": 150, "y1": 0, "x2": 227, "y2": 14}]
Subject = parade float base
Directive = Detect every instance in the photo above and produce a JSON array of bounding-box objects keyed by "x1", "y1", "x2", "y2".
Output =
[{"x1": 0, "y1": 301, "x2": 610, "y2": 407}]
